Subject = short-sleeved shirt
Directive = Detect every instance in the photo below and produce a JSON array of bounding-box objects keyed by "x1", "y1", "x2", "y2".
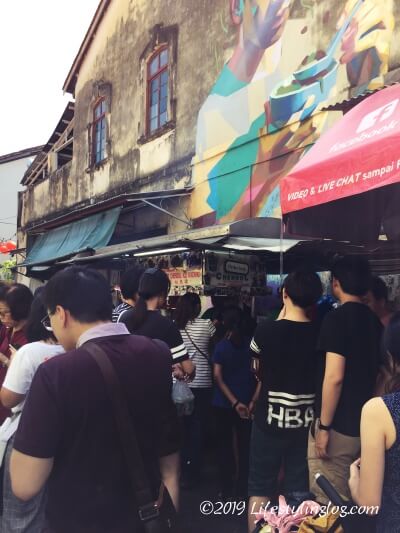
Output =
[
  {"x1": 120, "y1": 309, "x2": 188, "y2": 363},
  {"x1": 112, "y1": 303, "x2": 132, "y2": 323},
  {"x1": 3, "y1": 341, "x2": 64, "y2": 413},
  {"x1": 250, "y1": 319, "x2": 320, "y2": 433},
  {"x1": 212, "y1": 337, "x2": 256, "y2": 408},
  {"x1": 13, "y1": 333, "x2": 179, "y2": 533},
  {"x1": 0, "y1": 328, "x2": 29, "y2": 425},
  {"x1": 315, "y1": 302, "x2": 383, "y2": 437},
  {"x1": 180, "y1": 318, "x2": 215, "y2": 388}
]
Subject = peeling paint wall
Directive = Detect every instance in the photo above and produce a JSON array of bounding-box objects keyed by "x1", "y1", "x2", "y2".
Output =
[
  {"x1": 21, "y1": 0, "x2": 236, "y2": 231},
  {"x1": 21, "y1": 0, "x2": 400, "y2": 235}
]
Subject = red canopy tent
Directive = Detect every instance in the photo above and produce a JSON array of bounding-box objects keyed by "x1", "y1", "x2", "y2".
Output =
[{"x1": 281, "y1": 85, "x2": 400, "y2": 242}]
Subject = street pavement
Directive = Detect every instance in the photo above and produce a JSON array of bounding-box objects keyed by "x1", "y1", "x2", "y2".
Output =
[{"x1": 180, "y1": 466, "x2": 249, "y2": 533}]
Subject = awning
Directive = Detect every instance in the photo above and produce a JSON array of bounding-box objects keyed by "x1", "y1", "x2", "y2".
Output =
[
  {"x1": 220, "y1": 237, "x2": 300, "y2": 253},
  {"x1": 61, "y1": 217, "x2": 301, "y2": 263},
  {"x1": 21, "y1": 207, "x2": 122, "y2": 267},
  {"x1": 281, "y1": 84, "x2": 400, "y2": 214}
]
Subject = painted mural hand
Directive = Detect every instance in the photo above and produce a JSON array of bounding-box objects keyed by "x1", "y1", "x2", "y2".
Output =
[
  {"x1": 241, "y1": 0, "x2": 291, "y2": 51},
  {"x1": 338, "y1": 0, "x2": 394, "y2": 86}
]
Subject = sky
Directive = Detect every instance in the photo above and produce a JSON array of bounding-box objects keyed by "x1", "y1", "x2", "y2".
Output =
[{"x1": 0, "y1": 0, "x2": 100, "y2": 156}]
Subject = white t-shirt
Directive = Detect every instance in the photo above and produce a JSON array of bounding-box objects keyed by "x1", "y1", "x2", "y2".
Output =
[
  {"x1": 3, "y1": 341, "x2": 64, "y2": 413},
  {"x1": 180, "y1": 318, "x2": 216, "y2": 388}
]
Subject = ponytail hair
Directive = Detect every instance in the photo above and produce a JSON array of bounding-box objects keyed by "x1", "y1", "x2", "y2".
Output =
[
  {"x1": 175, "y1": 292, "x2": 201, "y2": 330},
  {"x1": 383, "y1": 312, "x2": 400, "y2": 393},
  {"x1": 129, "y1": 268, "x2": 171, "y2": 331}
]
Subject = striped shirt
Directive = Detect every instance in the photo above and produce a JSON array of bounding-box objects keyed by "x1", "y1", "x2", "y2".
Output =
[
  {"x1": 180, "y1": 318, "x2": 216, "y2": 388},
  {"x1": 112, "y1": 303, "x2": 132, "y2": 323}
]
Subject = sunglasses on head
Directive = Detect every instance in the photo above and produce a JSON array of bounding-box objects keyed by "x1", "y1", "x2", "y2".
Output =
[{"x1": 41, "y1": 315, "x2": 53, "y2": 332}]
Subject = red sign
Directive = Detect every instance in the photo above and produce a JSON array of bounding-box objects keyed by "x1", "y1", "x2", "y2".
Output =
[
  {"x1": 164, "y1": 268, "x2": 203, "y2": 289},
  {"x1": 281, "y1": 85, "x2": 400, "y2": 214}
]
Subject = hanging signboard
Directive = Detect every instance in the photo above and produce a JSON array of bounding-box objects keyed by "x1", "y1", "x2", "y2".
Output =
[
  {"x1": 203, "y1": 252, "x2": 266, "y2": 295},
  {"x1": 164, "y1": 268, "x2": 203, "y2": 295}
]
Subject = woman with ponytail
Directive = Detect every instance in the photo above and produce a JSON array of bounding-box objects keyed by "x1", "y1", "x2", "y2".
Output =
[{"x1": 175, "y1": 292, "x2": 215, "y2": 487}]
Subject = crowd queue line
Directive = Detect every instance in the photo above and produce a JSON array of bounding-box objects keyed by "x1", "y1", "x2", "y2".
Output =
[{"x1": 0, "y1": 257, "x2": 397, "y2": 532}]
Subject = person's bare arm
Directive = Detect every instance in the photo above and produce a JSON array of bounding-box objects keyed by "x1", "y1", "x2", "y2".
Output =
[
  {"x1": 0, "y1": 387, "x2": 24, "y2": 409},
  {"x1": 349, "y1": 398, "x2": 387, "y2": 510},
  {"x1": 315, "y1": 353, "x2": 345, "y2": 459},
  {"x1": 10, "y1": 450, "x2": 53, "y2": 501},
  {"x1": 249, "y1": 380, "x2": 262, "y2": 416},
  {"x1": 159, "y1": 452, "x2": 180, "y2": 510}
]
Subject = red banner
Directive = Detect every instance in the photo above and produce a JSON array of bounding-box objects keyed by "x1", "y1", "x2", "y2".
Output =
[{"x1": 281, "y1": 85, "x2": 400, "y2": 214}]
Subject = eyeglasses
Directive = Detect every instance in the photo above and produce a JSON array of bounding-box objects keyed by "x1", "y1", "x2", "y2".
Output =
[{"x1": 41, "y1": 315, "x2": 53, "y2": 332}]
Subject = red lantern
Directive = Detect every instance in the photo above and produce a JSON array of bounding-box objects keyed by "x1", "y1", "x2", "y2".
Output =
[
  {"x1": 4, "y1": 241, "x2": 16, "y2": 252},
  {"x1": 0, "y1": 241, "x2": 15, "y2": 254}
]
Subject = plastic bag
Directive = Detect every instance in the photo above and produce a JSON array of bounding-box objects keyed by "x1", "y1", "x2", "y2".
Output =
[{"x1": 172, "y1": 380, "x2": 195, "y2": 416}]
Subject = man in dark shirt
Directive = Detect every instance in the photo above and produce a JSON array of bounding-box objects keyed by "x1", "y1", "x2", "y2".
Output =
[
  {"x1": 10, "y1": 267, "x2": 180, "y2": 533},
  {"x1": 119, "y1": 268, "x2": 193, "y2": 376},
  {"x1": 308, "y1": 256, "x2": 383, "y2": 504},
  {"x1": 248, "y1": 271, "x2": 322, "y2": 532}
]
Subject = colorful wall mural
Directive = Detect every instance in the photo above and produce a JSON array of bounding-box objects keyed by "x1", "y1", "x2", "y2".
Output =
[{"x1": 190, "y1": 0, "x2": 396, "y2": 227}]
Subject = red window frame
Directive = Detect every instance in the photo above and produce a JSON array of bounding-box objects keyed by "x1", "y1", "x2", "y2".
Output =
[
  {"x1": 92, "y1": 97, "x2": 107, "y2": 165},
  {"x1": 146, "y1": 46, "x2": 169, "y2": 135}
]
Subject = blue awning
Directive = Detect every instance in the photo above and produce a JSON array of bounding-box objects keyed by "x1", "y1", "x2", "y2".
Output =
[{"x1": 22, "y1": 207, "x2": 122, "y2": 267}]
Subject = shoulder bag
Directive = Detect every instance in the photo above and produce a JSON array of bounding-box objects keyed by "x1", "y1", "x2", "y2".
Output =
[{"x1": 85, "y1": 342, "x2": 179, "y2": 533}]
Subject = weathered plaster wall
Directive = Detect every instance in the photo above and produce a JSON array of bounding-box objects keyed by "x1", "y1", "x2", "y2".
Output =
[
  {"x1": 21, "y1": 0, "x2": 235, "y2": 227},
  {"x1": 22, "y1": 0, "x2": 400, "y2": 232}
]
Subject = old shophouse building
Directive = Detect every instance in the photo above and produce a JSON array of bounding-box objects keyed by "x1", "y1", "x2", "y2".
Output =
[{"x1": 17, "y1": 0, "x2": 400, "y2": 283}]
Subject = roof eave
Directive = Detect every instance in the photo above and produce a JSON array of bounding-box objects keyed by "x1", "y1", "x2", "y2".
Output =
[
  {"x1": 0, "y1": 145, "x2": 44, "y2": 165},
  {"x1": 62, "y1": 0, "x2": 112, "y2": 95}
]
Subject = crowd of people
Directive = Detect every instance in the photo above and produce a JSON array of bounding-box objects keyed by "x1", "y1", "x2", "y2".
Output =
[{"x1": 0, "y1": 257, "x2": 398, "y2": 532}]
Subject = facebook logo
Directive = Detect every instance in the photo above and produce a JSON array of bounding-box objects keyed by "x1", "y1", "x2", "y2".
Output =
[{"x1": 356, "y1": 99, "x2": 399, "y2": 134}]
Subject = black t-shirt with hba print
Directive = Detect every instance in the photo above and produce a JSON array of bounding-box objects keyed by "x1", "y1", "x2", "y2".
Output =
[{"x1": 250, "y1": 319, "x2": 320, "y2": 433}]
